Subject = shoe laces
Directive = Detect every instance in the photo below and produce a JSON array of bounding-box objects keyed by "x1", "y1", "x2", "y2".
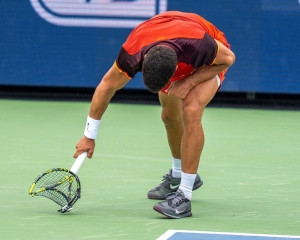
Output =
[
  {"x1": 165, "y1": 190, "x2": 186, "y2": 207},
  {"x1": 161, "y1": 172, "x2": 172, "y2": 183}
]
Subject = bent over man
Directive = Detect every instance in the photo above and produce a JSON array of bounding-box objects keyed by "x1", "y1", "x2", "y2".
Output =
[{"x1": 73, "y1": 11, "x2": 235, "y2": 219}]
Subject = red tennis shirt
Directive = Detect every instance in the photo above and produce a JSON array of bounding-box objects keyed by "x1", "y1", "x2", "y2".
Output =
[{"x1": 115, "y1": 11, "x2": 230, "y2": 93}]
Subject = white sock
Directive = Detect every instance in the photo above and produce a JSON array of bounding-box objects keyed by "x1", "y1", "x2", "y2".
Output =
[
  {"x1": 171, "y1": 157, "x2": 182, "y2": 178},
  {"x1": 178, "y1": 172, "x2": 197, "y2": 200}
]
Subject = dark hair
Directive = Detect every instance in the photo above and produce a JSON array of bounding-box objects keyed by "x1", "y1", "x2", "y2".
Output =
[{"x1": 142, "y1": 46, "x2": 177, "y2": 93}]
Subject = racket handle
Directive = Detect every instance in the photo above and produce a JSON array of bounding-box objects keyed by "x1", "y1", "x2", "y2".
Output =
[{"x1": 70, "y1": 152, "x2": 87, "y2": 174}]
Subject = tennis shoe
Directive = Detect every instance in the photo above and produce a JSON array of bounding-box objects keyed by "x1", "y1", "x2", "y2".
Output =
[
  {"x1": 153, "y1": 189, "x2": 192, "y2": 219},
  {"x1": 147, "y1": 169, "x2": 203, "y2": 200}
]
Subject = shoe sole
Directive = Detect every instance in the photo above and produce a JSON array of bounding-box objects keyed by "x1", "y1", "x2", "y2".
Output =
[
  {"x1": 193, "y1": 179, "x2": 203, "y2": 191},
  {"x1": 147, "y1": 180, "x2": 204, "y2": 200},
  {"x1": 148, "y1": 195, "x2": 166, "y2": 200},
  {"x1": 153, "y1": 205, "x2": 192, "y2": 219}
]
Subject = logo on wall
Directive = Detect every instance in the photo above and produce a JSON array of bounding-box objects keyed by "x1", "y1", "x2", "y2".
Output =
[{"x1": 30, "y1": 0, "x2": 167, "y2": 28}]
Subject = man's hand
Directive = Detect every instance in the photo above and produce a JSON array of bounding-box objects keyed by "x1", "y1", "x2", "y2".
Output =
[
  {"x1": 166, "y1": 78, "x2": 192, "y2": 99},
  {"x1": 73, "y1": 136, "x2": 95, "y2": 159}
]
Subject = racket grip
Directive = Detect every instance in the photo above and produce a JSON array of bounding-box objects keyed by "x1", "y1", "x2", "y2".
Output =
[{"x1": 70, "y1": 152, "x2": 87, "y2": 174}]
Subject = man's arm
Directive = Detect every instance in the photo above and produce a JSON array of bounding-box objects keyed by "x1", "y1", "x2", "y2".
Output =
[
  {"x1": 89, "y1": 64, "x2": 130, "y2": 120},
  {"x1": 73, "y1": 64, "x2": 130, "y2": 158},
  {"x1": 187, "y1": 39, "x2": 235, "y2": 88},
  {"x1": 167, "y1": 40, "x2": 235, "y2": 99}
]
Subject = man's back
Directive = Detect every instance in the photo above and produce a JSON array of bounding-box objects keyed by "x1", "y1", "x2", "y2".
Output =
[{"x1": 123, "y1": 11, "x2": 221, "y2": 55}]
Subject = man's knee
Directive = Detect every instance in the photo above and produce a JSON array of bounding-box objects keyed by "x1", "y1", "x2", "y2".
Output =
[
  {"x1": 182, "y1": 103, "x2": 204, "y2": 124},
  {"x1": 159, "y1": 93, "x2": 182, "y2": 125},
  {"x1": 161, "y1": 107, "x2": 181, "y2": 125}
]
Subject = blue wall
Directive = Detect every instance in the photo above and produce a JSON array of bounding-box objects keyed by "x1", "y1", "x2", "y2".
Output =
[{"x1": 1, "y1": 0, "x2": 300, "y2": 93}]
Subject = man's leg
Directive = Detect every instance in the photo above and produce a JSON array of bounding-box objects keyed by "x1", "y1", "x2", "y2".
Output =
[
  {"x1": 181, "y1": 76, "x2": 219, "y2": 174},
  {"x1": 147, "y1": 93, "x2": 203, "y2": 199},
  {"x1": 158, "y1": 93, "x2": 183, "y2": 160},
  {"x1": 153, "y1": 76, "x2": 219, "y2": 218},
  {"x1": 148, "y1": 94, "x2": 183, "y2": 199}
]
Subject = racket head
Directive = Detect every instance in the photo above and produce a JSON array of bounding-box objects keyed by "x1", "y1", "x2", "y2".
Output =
[{"x1": 29, "y1": 168, "x2": 81, "y2": 212}]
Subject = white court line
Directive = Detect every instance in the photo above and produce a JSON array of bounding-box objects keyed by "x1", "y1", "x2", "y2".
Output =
[{"x1": 157, "y1": 230, "x2": 300, "y2": 240}]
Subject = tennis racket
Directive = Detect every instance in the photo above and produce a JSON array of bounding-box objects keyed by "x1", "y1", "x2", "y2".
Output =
[{"x1": 28, "y1": 152, "x2": 87, "y2": 213}]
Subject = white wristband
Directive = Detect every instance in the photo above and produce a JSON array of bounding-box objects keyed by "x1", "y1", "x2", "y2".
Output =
[{"x1": 84, "y1": 116, "x2": 101, "y2": 139}]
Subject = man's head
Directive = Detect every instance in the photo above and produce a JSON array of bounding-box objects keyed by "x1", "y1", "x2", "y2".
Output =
[{"x1": 142, "y1": 45, "x2": 177, "y2": 93}]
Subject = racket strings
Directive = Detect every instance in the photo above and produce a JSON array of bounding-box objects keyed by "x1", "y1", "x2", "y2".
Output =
[
  {"x1": 31, "y1": 170, "x2": 80, "y2": 207},
  {"x1": 39, "y1": 189, "x2": 69, "y2": 207}
]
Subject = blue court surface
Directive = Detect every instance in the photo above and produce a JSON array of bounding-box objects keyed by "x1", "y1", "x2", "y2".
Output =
[{"x1": 157, "y1": 231, "x2": 300, "y2": 240}]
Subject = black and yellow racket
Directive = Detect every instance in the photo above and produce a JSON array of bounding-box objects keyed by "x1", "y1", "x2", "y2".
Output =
[{"x1": 28, "y1": 152, "x2": 87, "y2": 213}]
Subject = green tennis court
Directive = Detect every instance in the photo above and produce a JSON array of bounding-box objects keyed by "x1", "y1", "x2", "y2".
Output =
[{"x1": 0, "y1": 99, "x2": 299, "y2": 240}]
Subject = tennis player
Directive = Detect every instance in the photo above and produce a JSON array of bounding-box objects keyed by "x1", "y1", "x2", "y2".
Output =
[{"x1": 73, "y1": 11, "x2": 235, "y2": 219}]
